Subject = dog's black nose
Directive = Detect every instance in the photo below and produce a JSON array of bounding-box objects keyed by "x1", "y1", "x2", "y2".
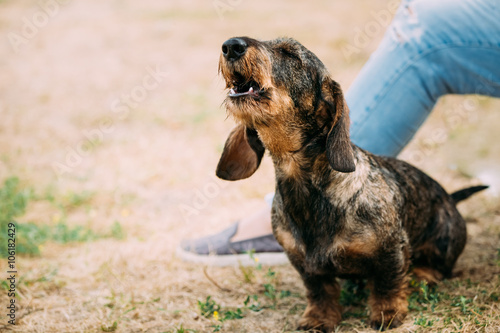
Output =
[{"x1": 222, "y1": 38, "x2": 247, "y2": 61}]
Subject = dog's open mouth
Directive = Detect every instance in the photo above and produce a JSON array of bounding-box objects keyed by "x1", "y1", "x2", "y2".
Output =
[{"x1": 228, "y1": 75, "x2": 262, "y2": 99}]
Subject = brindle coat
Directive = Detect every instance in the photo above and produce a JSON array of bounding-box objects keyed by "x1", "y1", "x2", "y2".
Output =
[{"x1": 216, "y1": 36, "x2": 486, "y2": 332}]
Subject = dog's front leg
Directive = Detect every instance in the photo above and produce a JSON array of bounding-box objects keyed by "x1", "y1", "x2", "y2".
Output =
[
  {"x1": 368, "y1": 243, "x2": 410, "y2": 331},
  {"x1": 297, "y1": 274, "x2": 342, "y2": 333}
]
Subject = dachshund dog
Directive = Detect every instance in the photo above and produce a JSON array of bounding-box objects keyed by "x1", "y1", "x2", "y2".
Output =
[{"x1": 215, "y1": 36, "x2": 487, "y2": 331}]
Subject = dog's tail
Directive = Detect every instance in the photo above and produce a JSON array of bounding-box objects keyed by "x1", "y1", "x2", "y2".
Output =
[{"x1": 451, "y1": 185, "x2": 489, "y2": 204}]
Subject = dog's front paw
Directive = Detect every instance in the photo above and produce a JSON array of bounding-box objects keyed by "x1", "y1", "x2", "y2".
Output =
[
  {"x1": 369, "y1": 279, "x2": 408, "y2": 331},
  {"x1": 297, "y1": 317, "x2": 334, "y2": 333},
  {"x1": 369, "y1": 310, "x2": 406, "y2": 331},
  {"x1": 297, "y1": 305, "x2": 341, "y2": 333}
]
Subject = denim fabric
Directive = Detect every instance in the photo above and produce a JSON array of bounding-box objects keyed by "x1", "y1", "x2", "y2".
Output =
[{"x1": 347, "y1": 0, "x2": 500, "y2": 157}]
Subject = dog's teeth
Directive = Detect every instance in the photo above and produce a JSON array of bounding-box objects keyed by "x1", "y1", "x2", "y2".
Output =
[
  {"x1": 249, "y1": 87, "x2": 254, "y2": 93},
  {"x1": 230, "y1": 88, "x2": 236, "y2": 95}
]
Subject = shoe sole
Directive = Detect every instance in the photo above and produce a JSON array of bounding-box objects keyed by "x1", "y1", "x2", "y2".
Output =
[{"x1": 176, "y1": 246, "x2": 289, "y2": 267}]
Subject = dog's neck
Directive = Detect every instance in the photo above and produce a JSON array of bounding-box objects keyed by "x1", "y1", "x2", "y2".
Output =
[
  {"x1": 258, "y1": 126, "x2": 347, "y2": 181},
  {"x1": 253, "y1": 118, "x2": 303, "y2": 157},
  {"x1": 254, "y1": 120, "x2": 365, "y2": 191},
  {"x1": 274, "y1": 149, "x2": 360, "y2": 188}
]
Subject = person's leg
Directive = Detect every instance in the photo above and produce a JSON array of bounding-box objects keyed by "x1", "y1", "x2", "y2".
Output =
[
  {"x1": 348, "y1": 0, "x2": 500, "y2": 155},
  {"x1": 231, "y1": 204, "x2": 272, "y2": 241},
  {"x1": 179, "y1": 0, "x2": 500, "y2": 264}
]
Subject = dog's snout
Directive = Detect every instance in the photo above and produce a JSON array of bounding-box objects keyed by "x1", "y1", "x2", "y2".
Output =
[{"x1": 222, "y1": 38, "x2": 247, "y2": 61}]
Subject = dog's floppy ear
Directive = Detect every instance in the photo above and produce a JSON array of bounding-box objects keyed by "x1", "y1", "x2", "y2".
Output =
[
  {"x1": 216, "y1": 125, "x2": 265, "y2": 180},
  {"x1": 321, "y1": 79, "x2": 356, "y2": 173}
]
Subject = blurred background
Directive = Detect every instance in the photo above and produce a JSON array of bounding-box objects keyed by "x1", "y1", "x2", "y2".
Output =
[{"x1": 0, "y1": 0, "x2": 498, "y2": 332}]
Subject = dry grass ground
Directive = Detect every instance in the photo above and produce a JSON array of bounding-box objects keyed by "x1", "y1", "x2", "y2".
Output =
[{"x1": 0, "y1": 0, "x2": 499, "y2": 332}]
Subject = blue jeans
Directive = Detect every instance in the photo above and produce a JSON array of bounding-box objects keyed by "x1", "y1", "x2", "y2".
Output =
[
  {"x1": 265, "y1": 0, "x2": 500, "y2": 208},
  {"x1": 347, "y1": 0, "x2": 500, "y2": 157}
]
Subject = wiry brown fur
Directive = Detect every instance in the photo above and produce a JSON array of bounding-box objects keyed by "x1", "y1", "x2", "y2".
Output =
[{"x1": 216, "y1": 36, "x2": 486, "y2": 332}]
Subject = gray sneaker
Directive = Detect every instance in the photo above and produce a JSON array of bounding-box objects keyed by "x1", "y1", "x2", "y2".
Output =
[{"x1": 177, "y1": 222, "x2": 288, "y2": 267}]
